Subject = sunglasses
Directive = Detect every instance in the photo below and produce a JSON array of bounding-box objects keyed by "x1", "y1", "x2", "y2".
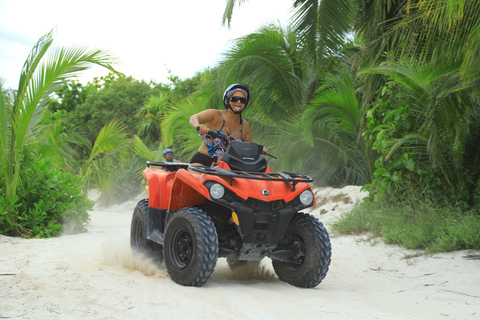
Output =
[{"x1": 229, "y1": 96, "x2": 247, "y2": 104}]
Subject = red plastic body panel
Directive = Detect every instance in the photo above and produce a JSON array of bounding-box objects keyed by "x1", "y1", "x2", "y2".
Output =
[
  {"x1": 143, "y1": 162, "x2": 315, "y2": 210},
  {"x1": 143, "y1": 168, "x2": 210, "y2": 210},
  {"x1": 215, "y1": 162, "x2": 314, "y2": 204},
  {"x1": 168, "y1": 169, "x2": 210, "y2": 210},
  {"x1": 142, "y1": 167, "x2": 176, "y2": 209}
]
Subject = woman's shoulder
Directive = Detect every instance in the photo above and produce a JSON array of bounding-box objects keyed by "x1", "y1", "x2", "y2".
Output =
[
  {"x1": 196, "y1": 109, "x2": 223, "y2": 122},
  {"x1": 200, "y1": 108, "x2": 223, "y2": 114}
]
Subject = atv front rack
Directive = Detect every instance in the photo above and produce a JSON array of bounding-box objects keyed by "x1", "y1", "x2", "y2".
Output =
[
  {"x1": 146, "y1": 161, "x2": 190, "y2": 172},
  {"x1": 190, "y1": 166, "x2": 313, "y2": 191}
]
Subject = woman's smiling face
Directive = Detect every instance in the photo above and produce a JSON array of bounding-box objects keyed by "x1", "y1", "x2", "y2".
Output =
[{"x1": 229, "y1": 91, "x2": 247, "y2": 113}]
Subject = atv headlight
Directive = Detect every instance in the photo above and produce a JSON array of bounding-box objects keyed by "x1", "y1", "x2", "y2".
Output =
[
  {"x1": 210, "y1": 183, "x2": 225, "y2": 199},
  {"x1": 299, "y1": 190, "x2": 314, "y2": 205}
]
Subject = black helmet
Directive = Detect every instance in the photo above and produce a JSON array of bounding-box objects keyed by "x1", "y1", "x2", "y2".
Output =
[{"x1": 223, "y1": 84, "x2": 250, "y2": 111}]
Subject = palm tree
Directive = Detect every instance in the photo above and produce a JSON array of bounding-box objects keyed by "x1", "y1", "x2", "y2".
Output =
[
  {"x1": 361, "y1": 59, "x2": 480, "y2": 202},
  {"x1": 37, "y1": 119, "x2": 89, "y2": 172},
  {"x1": 290, "y1": 0, "x2": 353, "y2": 69},
  {"x1": 380, "y1": 0, "x2": 480, "y2": 81},
  {"x1": 161, "y1": 94, "x2": 209, "y2": 161},
  {"x1": 223, "y1": 0, "x2": 355, "y2": 73},
  {"x1": 135, "y1": 93, "x2": 169, "y2": 148},
  {"x1": 0, "y1": 28, "x2": 118, "y2": 200},
  {"x1": 215, "y1": 22, "x2": 373, "y2": 184},
  {"x1": 295, "y1": 69, "x2": 375, "y2": 185},
  {"x1": 79, "y1": 119, "x2": 131, "y2": 196},
  {"x1": 133, "y1": 135, "x2": 166, "y2": 162},
  {"x1": 219, "y1": 25, "x2": 315, "y2": 127}
]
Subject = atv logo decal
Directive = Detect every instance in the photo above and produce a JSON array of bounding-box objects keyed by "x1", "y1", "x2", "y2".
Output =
[
  {"x1": 262, "y1": 189, "x2": 270, "y2": 196},
  {"x1": 243, "y1": 157, "x2": 254, "y2": 160}
]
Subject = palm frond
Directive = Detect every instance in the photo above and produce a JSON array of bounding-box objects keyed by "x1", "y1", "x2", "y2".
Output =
[
  {"x1": 363, "y1": 58, "x2": 480, "y2": 193},
  {"x1": 267, "y1": 69, "x2": 373, "y2": 186},
  {"x1": 303, "y1": 70, "x2": 361, "y2": 145},
  {"x1": 80, "y1": 119, "x2": 131, "y2": 191},
  {"x1": 221, "y1": 0, "x2": 249, "y2": 27},
  {"x1": 16, "y1": 29, "x2": 55, "y2": 114},
  {"x1": 135, "y1": 92, "x2": 169, "y2": 147},
  {"x1": 291, "y1": 0, "x2": 353, "y2": 62},
  {"x1": 3, "y1": 31, "x2": 118, "y2": 197},
  {"x1": 460, "y1": 23, "x2": 480, "y2": 82},
  {"x1": 37, "y1": 121, "x2": 89, "y2": 172},
  {"x1": 0, "y1": 84, "x2": 12, "y2": 153},
  {"x1": 0, "y1": 84, "x2": 11, "y2": 183},
  {"x1": 133, "y1": 135, "x2": 164, "y2": 161},
  {"x1": 380, "y1": 0, "x2": 480, "y2": 67},
  {"x1": 161, "y1": 95, "x2": 206, "y2": 160},
  {"x1": 220, "y1": 25, "x2": 310, "y2": 121}
]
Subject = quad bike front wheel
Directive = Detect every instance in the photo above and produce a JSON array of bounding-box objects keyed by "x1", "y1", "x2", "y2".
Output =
[
  {"x1": 164, "y1": 207, "x2": 219, "y2": 286},
  {"x1": 272, "y1": 213, "x2": 331, "y2": 288},
  {"x1": 130, "y1": 199, "x2": 164, "y2": 265}
]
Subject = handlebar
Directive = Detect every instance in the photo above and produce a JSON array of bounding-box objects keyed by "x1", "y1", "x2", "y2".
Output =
[
  {"x1": 196, "y1": 126, "x2": 276, "y2": 159},
  {"x1": 196, "y1": 126, "x2": 229, "y2": 146},
  {"x1": 261, "y1": 151, "x2": 277, "y2": 159}
]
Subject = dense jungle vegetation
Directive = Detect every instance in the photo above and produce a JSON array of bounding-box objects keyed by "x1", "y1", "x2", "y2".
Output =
[{"x1": 1, "y1": 0, "x2": 480, "y2": 251}]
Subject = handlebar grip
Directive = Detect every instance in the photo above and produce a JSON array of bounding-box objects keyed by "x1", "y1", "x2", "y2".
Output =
[
  {"x1": 196, "y1": 126, "x2": 214, "y2": 136},
  {"x1": 261, "y1": 151, "x2": 277, "y2": 159},
  {"x1": 195, "y1": 127, "x2": 228, "y2": 145},
  {"x1": 207, "y1": 130, "x2": 219, "y2": 138},
  {"x1": 196, "y1": 126, "x2": 216, "y2": 137}
]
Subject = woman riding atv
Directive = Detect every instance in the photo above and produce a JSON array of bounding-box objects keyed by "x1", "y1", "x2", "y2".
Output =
[
  {"x1": 189, "y1": 84, "x2": 266, "y2": 168},
  {"x1": 131, "y1": 84, "x2": 331, "y2": 288}
]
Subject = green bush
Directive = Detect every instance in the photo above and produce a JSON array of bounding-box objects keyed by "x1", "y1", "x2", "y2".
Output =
[
  {"x1": 0, "y1": 158, "x2": 93, "y2": 238},
  {"x1": 332, "y1": 198, "x2": 480, "y2": 252}
]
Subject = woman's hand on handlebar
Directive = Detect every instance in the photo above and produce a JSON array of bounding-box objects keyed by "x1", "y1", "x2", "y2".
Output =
[
  {"x1": 196, "y1": 125, "x2": 210, "y2": 135},
  {"x1": 261, "y1": 146, "x2": 277, "y2": 159},
  {"x1": 196, "y1": 126, "x2": 228, "y2": 146}
]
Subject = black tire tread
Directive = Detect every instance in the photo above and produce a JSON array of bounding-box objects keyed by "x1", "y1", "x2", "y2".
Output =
[
  {"x1": 272, "y1": 213, "x2": 331, "y2": 288},
  {"x1": 130, "y1": 199, "x2": 164, "y2": 264},
  {"x1": 164, "y1": 207, "x2": 218, "y2": 286}
]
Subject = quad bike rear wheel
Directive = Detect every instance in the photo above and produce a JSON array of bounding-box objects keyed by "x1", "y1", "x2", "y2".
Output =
[
  {"x1": 164, "y1": 207, "x2": 219, "y2": 286},
  {"x1": 272, "y1": 213, "x2": 331, "y2": 288},
  {"x1": 130, "y1": 199, "x2": 164, "y2": 265}
]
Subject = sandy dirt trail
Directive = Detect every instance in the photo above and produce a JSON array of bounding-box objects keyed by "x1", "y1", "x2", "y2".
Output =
[{"x1": 1, "y1": 186, "x2": 480, "y2": 320}]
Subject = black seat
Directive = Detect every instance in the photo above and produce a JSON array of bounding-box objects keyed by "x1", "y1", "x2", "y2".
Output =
[{"x1": 221, "y1": 142, "x2": 267, "y2": 172}]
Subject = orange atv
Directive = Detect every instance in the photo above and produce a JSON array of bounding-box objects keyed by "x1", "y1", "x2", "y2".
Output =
[{"x1": 130, "y1": 129, "x2": 331, "y2": 287}]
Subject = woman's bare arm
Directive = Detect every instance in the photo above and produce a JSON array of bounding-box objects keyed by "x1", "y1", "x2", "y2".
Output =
[
  {"x1": 189, "y1": 109, "x2": 219, "y2": 134},
  {"x1": 242, "y1": 120, "x2": 252, "y2": 142}
]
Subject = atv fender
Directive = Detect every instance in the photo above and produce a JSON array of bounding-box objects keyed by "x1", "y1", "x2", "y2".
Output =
[
  {"x1": 169, "y1": 169, "x2": 210, "y2": 210},
  {"x1": 143, "y1": 168, "x2": 176, "y2": 209}
]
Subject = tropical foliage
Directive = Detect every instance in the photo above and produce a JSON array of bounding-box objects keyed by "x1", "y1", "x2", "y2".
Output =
[
  {"x1": 2, "y1": 0, "x2": 480, "y2": 252},
  {"x1": 361, "y1": 59, "x2": 479, "y2": 198},
  {"x1": 63, "y1": 75, "x2": 159, "y2": 144},
  {"x1": 216, "y1": 0, "x2": 480, "y2": 251},
  {"x1": 135, "y1": 93, "x2": 169, "y2": 148},
  {"x1": 0, "y1": 157, "x2": 94, "y2": 238},
  {"x1": 0, "y1": 29, "x2": 119, "y2": 237},
  {"x1": 1, "y1": 29, "x2": 116, "y2": 199}
]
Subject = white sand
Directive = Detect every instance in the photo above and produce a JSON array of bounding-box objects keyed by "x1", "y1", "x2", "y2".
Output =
[{"x1": 1, "y1": 186, "x2": 480, "y2": 319}]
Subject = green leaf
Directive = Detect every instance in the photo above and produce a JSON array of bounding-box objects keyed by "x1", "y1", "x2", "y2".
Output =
[
  {"x1": 405, "y1": 159, "x2": 415, "y2": 171},
  {"x1": 374, "y1": 167, "x2": 388, "y2": 177}
]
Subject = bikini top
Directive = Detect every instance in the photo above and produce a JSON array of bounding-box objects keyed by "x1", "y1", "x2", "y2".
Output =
[
  {"x1": 199, "y1": 111, "x2": 244, "y2": 158},
  {"x1": 219, "y1": 111, "x2": 243, "y2": 141}
]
